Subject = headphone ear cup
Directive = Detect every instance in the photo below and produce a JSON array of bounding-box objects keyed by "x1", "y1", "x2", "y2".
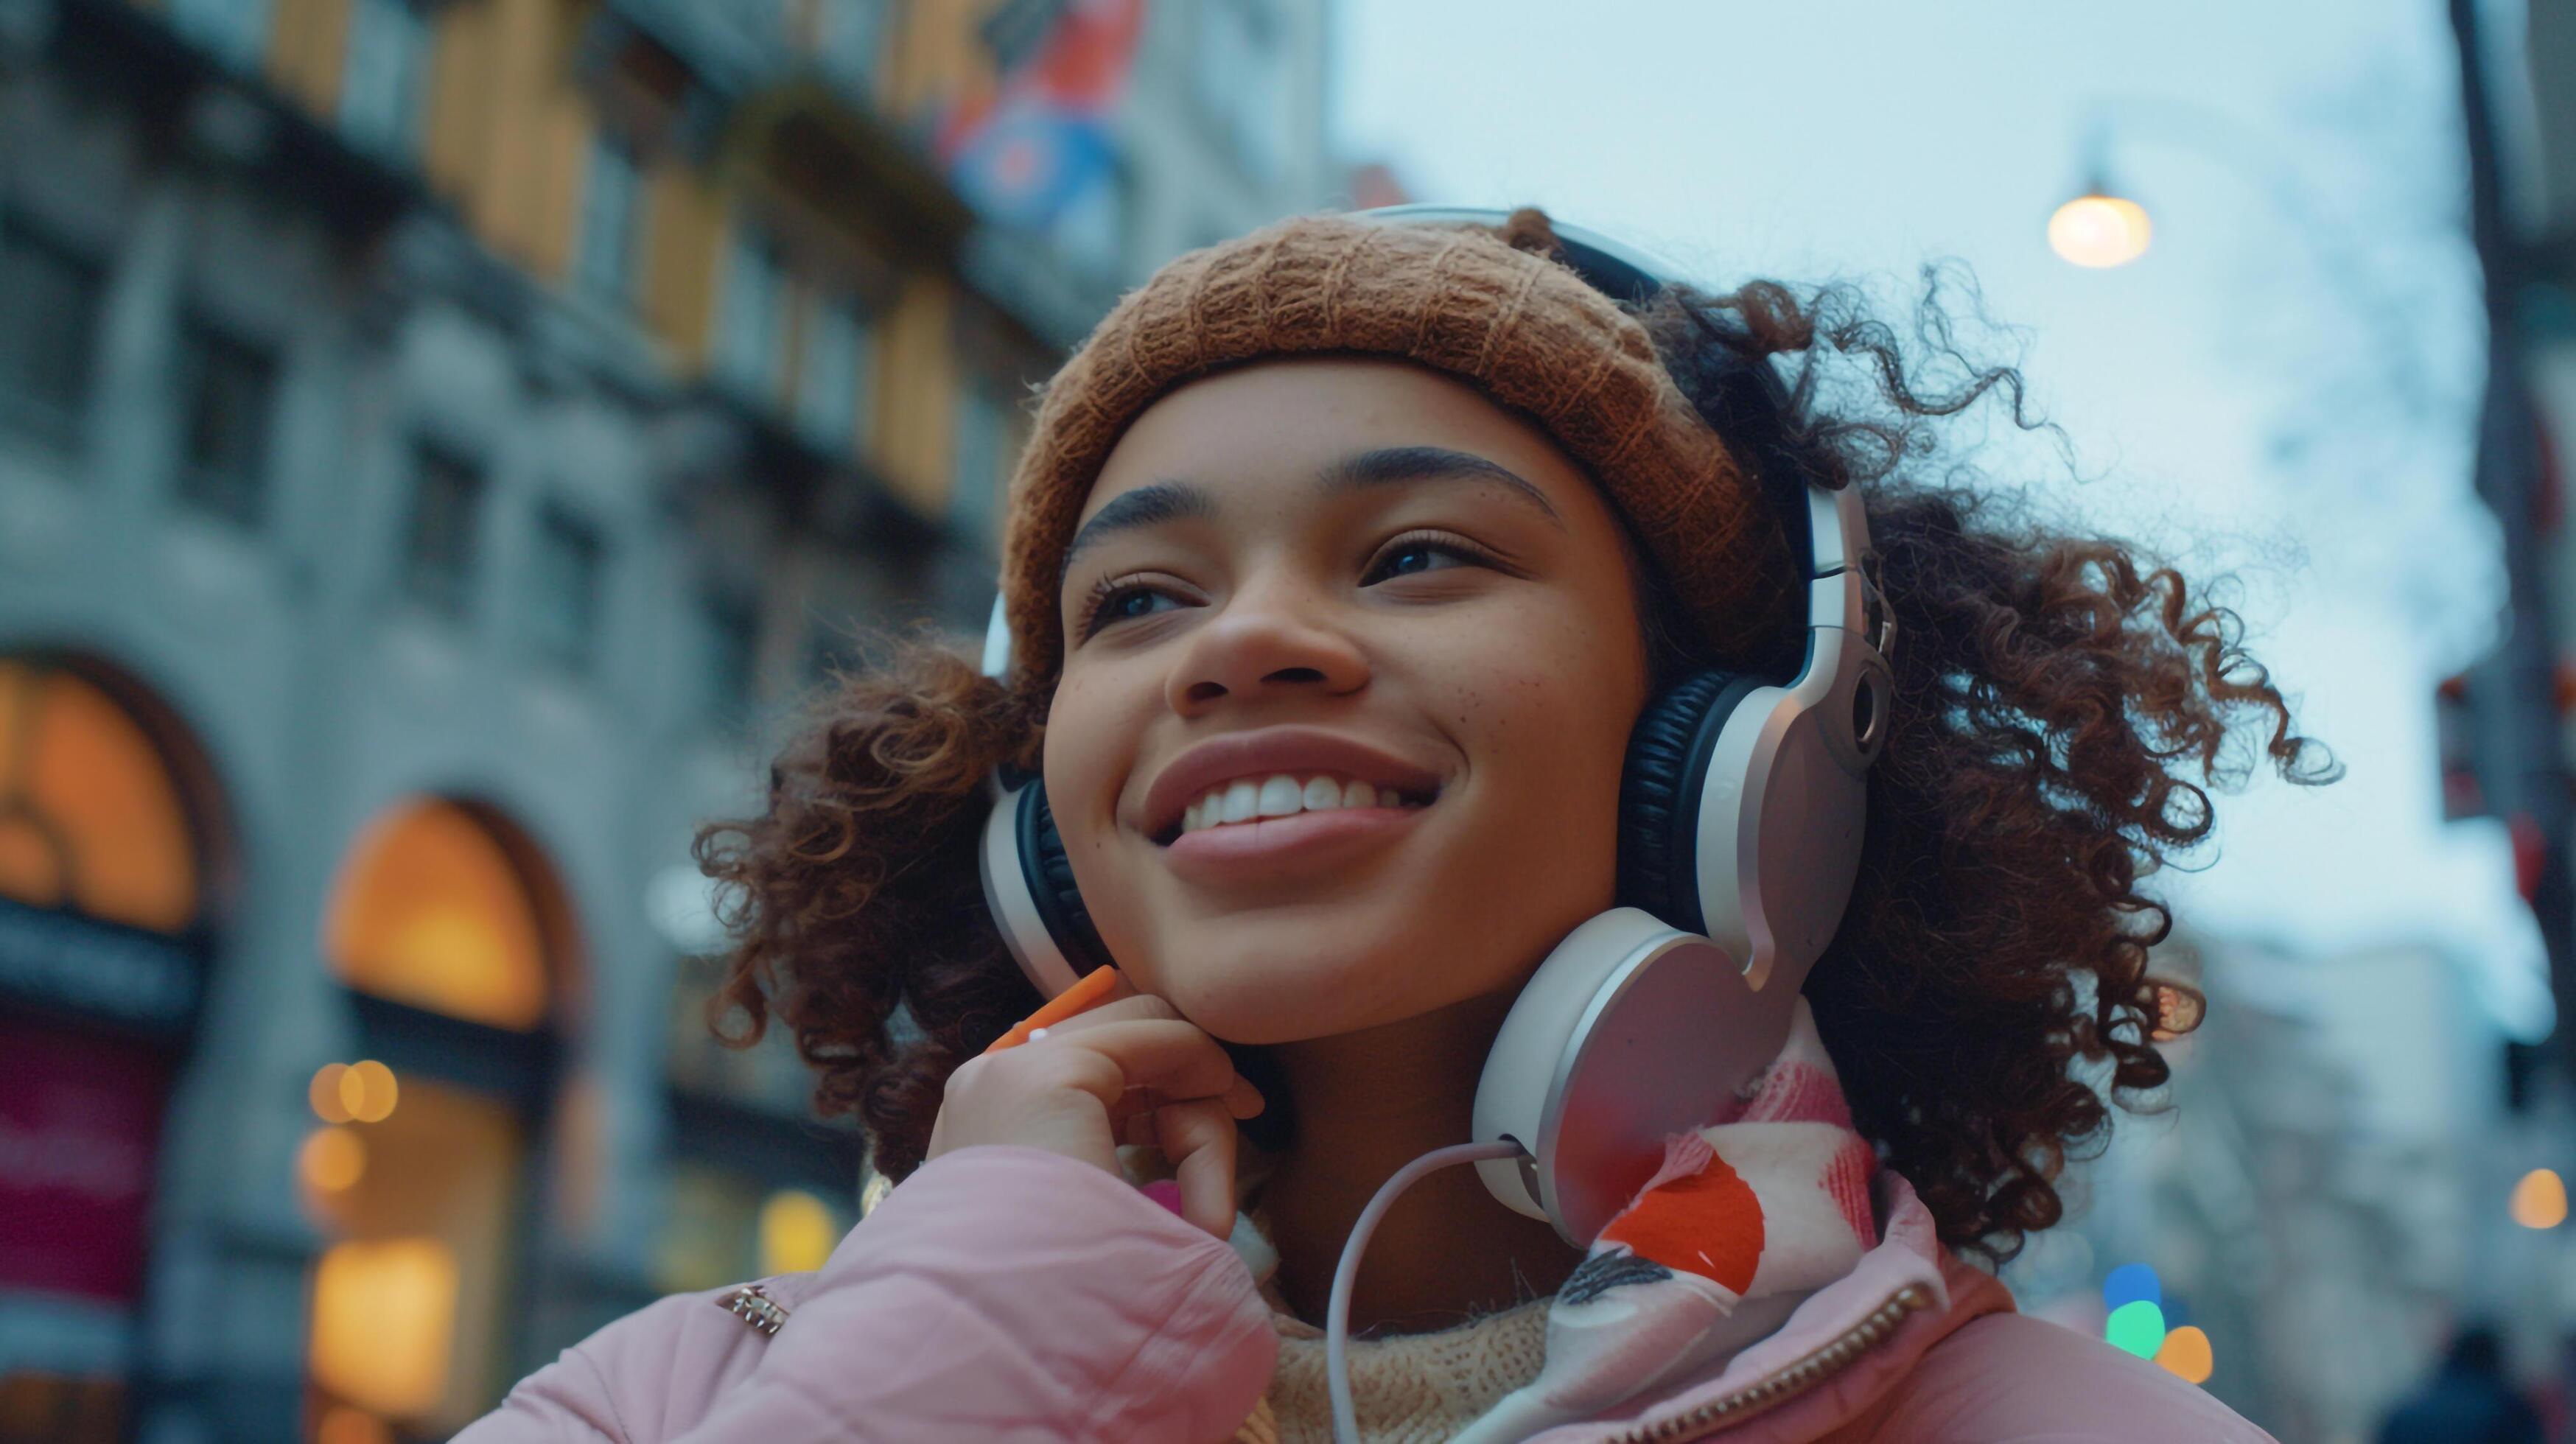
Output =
[
  {"x1": 1019, "y1": 780, "x2": 1112, "y2": 980},
  {"x1": 1616, "y1": 670, "x2": 1764, "y2": 937}
]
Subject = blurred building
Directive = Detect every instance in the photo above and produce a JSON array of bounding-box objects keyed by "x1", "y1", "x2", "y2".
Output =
[
  {"x1": 2456, "y1": 0, "x2": 2576, "y2": 1088},
  {"x1": 2006, "y1": 932, "x2": 2549, "y2": 1443},
  {"x1": 0, "y1": 0, "x2": 1332, "y2": 1439}
]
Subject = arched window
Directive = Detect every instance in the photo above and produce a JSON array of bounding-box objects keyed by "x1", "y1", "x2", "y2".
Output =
[
  {"x1": 308, "y1": 798, "x2": 573, "y2": 1437},
  {"x1": 0, "y1": 657, "x2": 199, "y2": 933},
  {"x1": 0, "y1": 655, "x2": 226, "y2": 1444},
  {"x1": 322, "y1": 799, "x2": 553, "y2": 1031}
]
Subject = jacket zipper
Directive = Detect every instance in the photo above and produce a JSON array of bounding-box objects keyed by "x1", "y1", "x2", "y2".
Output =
[
  {"x1": 1603, "y1": 1283, "x2": 1935, "y2": 1443},
  {"x1": 715, "y1": 1282, "x2": 790, "y2": 1336}
]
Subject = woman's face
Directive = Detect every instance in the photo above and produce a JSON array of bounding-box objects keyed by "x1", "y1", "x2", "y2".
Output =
[{"x1": 1045, "y1": 356, "x2": 1654, "y2": 1043}]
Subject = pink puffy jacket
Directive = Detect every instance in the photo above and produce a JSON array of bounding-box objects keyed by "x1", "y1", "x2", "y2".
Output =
[{"x1": 456, "y1": 1146, "x2": 2274, "y2": 1443}]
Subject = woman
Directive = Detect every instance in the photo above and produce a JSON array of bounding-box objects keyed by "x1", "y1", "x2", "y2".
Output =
[{"x1": 461, "y1": 209, "x2": 2323, "y2": 1441}]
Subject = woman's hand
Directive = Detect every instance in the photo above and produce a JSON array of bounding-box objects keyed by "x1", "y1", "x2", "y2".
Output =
[{"x1": 927, "y1": 989, "x2": 1264, "y2": 1238}]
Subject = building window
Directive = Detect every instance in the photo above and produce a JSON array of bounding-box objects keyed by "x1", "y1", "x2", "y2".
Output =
[
  {"x1": 575, "y1": 133, "x2": 640, "y2": 306},
  {"x1": 794, "y1": 291, "x2": 872, "y2": 453},
  {"x1": 1192, "y1": 0, "x2": 1285, "y2": 182},
  {"x1": 0, "y1": 217, "x2": 105, "y2": 448},
  {"x1": 0, "y1": 659, "x2": 202, "y2": 933},
  {"x1": 715, "y1": 225, "x2": 783, "y2": 400},
  {"x1": 402, "y1": 442, "x2": 485, "y2": 620},
  {"x1": 341, "y1": 0, "x2": 429, "y2": 157},
  {"x1": 314, "y1": 796, "x2": 570, "y2": 1432},
  {"x1": 324, "y1": 798, "x2": 556, "y2": 1030},
  {"x1": 173, "y1": 315, "x2": 279, "y2": 529},
  {"x1": 527, "y1": 505, "x2": 603, "y2": 676}
]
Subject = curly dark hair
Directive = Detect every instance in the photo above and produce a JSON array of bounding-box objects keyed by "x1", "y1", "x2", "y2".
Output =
[{"x1": 693, "y1": 234, "x2": 2334, "y2": 1262}]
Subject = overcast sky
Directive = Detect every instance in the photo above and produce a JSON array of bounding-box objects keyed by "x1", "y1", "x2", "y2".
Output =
[{"x1": 1329, "y1": 0, "x2": 2553, "y2": 1037}]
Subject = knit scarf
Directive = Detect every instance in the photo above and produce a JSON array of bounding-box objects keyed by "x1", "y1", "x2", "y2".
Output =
[{"x1": 1186, "y1": 998, "x2": 1880, "y2": 1443}]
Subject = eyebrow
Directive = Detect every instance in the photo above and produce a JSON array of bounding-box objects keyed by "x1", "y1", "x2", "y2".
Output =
[{"x1": 1058, "y1": 446, "x2": 1563, "y2": 583}]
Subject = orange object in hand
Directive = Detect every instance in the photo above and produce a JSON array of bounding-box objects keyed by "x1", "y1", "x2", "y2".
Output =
[{"x1": 981, "y1": 967, "x2": 1131, "y2": 1054}]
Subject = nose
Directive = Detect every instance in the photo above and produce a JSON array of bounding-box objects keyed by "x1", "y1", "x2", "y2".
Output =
[{"x1": 1166, "y1": 570, "x2": 1370, "y2": 715}]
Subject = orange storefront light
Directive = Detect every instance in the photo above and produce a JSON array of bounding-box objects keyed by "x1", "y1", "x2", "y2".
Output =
[{"x1": 309, "y1": 1238, "x2": 458, "y2": 1417}]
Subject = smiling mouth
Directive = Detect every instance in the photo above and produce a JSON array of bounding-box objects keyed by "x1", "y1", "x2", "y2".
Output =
[{"x1": 1152, "y1": 772, "x2": 1439, "y2": 847}]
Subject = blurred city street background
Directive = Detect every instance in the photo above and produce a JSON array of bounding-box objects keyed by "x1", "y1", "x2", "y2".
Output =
[{"x1": 2, "y1": 0, "x2": 2574, "y2": 1440}]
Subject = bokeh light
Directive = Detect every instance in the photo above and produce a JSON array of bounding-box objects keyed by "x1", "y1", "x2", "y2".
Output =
[
  {"x1": 340, "y1": 1059, "x2": 399, "y2": 1124},
  {"x1": 309, "y1": 1062, "x2": 354, "y2": 1124},
  {"x1": 298, "y1": 1125, "x2": 368, "y2": 1194},
  {"x1": 2512, "y1": 1168, "x2": 2567, "y2": 1229},
  {"x1": 309, "y1": 1237, "x2": 458, "y2": 1417},
  {"x1": 757, "y1": 1189, "x2": 837, "y2": 1276},
  {"x1": 2102, "y1": 1261, "x2": 2162, "y2": 1311},
  {"x1": 2106, "y1": 1299, "x2": 2169, "y2": 1358},
  {"x1": 2048, "y1": 194, "x2": 2153, "y2": 268},
  {"x1": 2156, "y1": 1325, "x2": 2216, "y2": 1384}
]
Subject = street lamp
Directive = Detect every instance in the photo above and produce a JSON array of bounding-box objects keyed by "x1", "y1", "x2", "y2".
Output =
[
  {"x1": 2048, "y1": 192, "x2": 2152, "y2": 268},
  {"x1": 2043, "y1": 99, "x2": 2304, "y2": 271}
]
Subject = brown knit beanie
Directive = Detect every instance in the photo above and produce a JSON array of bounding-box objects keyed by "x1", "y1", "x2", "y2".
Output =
[{"x1": 997, "y1": 208, "x2": 1797, "y2": 695}]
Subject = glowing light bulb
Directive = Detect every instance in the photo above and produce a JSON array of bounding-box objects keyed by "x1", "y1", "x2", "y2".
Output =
[
  {"x1": 2513, "y1": 1168, "x2": 2567, "y2": 1229},
  {"x1": 2048, "y1": 194, "x2": 2152, "y2": 268}
]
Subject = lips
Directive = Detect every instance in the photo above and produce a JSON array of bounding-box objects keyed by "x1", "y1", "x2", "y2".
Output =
[{"x1": 1138, "y1": 726, "x2": 1446, "y2": 845}]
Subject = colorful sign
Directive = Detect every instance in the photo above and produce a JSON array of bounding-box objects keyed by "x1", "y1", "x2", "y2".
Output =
[
  {"x1": 0, "y1": 1017, "x2": 171, "y2": 1303},
  {"x1": 936, "y1": 0, "x2": 1144, "y2": 230}
]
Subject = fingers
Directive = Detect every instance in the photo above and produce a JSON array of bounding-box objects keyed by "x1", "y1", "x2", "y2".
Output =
[
  {"x1": 1040, "y1": 1018, "x2": 1250, "y2": 1112},
  {"x1": 934, "y1": 984, "x2": 1264, "y2": 1228},
  {"x1": 1155, "y1": 1097, "x2": 1239, "y2": 1238},
  {"x1": 1051, "y1": 998, "x2": 1264, "y2": 1121}
]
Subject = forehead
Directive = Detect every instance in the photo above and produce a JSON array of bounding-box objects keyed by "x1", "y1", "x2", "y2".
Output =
[{"x1": 1076, "y1": 356, "x2": 1599, "y2": 525}]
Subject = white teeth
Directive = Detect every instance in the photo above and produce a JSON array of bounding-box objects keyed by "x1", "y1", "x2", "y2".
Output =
[
  {"x1": 1220, "y1": 780, "x2": 1259, "y2": 824},
  {"x1": 1175, "y1": 773, "x2": 1435, "y2": 835},
  {"x1": 1257, "y1": 776, "x2": 1304, "y2": 817}
]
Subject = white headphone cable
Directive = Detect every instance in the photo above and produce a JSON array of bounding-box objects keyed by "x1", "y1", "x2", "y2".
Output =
[{"x1": 1326, "y1": 1139, "x2": 1531, "y2": 1444}]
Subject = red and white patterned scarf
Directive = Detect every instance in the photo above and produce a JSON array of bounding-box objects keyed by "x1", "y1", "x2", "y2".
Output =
[{"x1": 1453, "y1": 997, "x2": 1880, "y2": 1442}]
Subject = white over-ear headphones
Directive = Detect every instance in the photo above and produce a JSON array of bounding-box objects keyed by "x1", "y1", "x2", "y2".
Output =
[{"x1": 974, "y1": 208, "x2": 1893, "y2": 1249}]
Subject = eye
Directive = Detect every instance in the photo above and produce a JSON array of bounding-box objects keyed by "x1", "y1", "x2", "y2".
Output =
[
  {"x1": 1364, "y1": 533, "x2": 1491, "y2": 585},
  {"x1": 1079, "y1": 578, "x2": 1184, "y2": 639}
]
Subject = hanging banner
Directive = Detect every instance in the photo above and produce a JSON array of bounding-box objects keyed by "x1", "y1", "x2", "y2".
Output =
[{"x1": 935, "y1": 0, "x2": 1145, "y2": 231}]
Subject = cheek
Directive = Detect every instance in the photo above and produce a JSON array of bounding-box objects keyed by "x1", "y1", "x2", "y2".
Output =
[
  {"x1": 1419, "y1": 602, "x2": 1646, "y2": 914},
  {"x1": 1039, "y1": 670, "x2": 1132, "y2": 882},
  {"x1": 1449, "y1": 598, "x2": 1645, "y2": 772}
]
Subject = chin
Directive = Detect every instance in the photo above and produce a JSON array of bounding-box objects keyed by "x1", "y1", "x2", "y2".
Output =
[{"x1": 1132, "y1": 917, "x2": 1462, "y2": 1045}]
